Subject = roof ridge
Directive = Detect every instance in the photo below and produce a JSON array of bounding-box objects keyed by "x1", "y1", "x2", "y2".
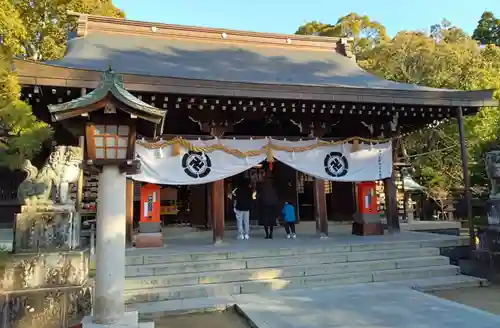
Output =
[{"x1": 68, "y1": 11, "x2": 352, "y2": 53}]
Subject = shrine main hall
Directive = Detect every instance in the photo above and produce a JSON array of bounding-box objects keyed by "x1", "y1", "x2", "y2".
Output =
[{"x1": 12, "y1": 12, "x2": 497, "y2": 243}]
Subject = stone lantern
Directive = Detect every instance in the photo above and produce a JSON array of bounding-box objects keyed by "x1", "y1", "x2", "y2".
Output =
[{"x1": 48, "y1": 68, "x2": 166, "y2": 328}]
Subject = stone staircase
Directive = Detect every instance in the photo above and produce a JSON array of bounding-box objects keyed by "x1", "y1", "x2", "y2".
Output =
[{"x1": 124, "y1": 239, "x2": 487, "y2": 310}]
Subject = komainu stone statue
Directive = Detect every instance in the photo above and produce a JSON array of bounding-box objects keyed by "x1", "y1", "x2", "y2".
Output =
[{"x1": 17, "y1": 146, "x2": 83, "y2": 206}]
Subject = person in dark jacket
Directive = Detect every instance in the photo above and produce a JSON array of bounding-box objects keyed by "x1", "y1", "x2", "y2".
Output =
[
  {"x1": 257, "y1": 179, "x2": 280, "y2": 239},
  {"x1": 234, "y1": 179, "x2": 253, "y2": 240}
]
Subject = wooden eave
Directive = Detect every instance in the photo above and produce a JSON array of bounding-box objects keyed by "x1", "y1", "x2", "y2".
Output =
[
  {"x1": 15, "y1": 60, "x2": 498, "y2": 108},
  {"x1": 47, "y1": 69, "x2": 166, "y2": 124}
]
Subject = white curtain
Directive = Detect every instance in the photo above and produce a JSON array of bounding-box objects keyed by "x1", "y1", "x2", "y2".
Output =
[
  {"x1": 132, "y1": 138, "x2": 392, "y2": 185},
  {"x1": 132, "y1": 139, "x2": 267, "y2": 185},
  {"x1": 271, "y1": 139, "x2": 392, "y2": 182}
]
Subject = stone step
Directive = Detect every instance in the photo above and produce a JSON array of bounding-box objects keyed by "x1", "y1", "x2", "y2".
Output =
[
  {"x1": 127, "y1": 275, "x2": 487, "y2": 317},
  {"x1": 124, "y1": 264, "x2": 459, "y2": 303},
  {"x1": 394, "y1": 274, "x2": 489, "y2": 292},
  {"x1": 125, "y1": 247, "x2": 440, "y2": 277},
  {"x1": 124, "y1": 256, "x2": 451, "y2": 290},
  {"x1": 125, "y1": 237, "x2": 464, "y2": 267}
]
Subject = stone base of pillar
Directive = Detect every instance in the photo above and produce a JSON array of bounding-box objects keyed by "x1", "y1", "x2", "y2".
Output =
[{"x1": 82, "y1": 311, "x2": 154, "y2": 327}]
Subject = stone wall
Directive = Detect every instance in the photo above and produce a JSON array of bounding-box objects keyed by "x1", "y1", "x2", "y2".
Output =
[{"x1": 0, "y1": 250, "x2": 92, "y2": 328}]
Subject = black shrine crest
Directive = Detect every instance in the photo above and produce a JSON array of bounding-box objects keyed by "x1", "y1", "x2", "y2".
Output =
[
  {"x1": 182, "y1": 151, "x2": 212, "y2": 178},
  {"x1": 324, "y1": 152, "x2": 348, "y2": 177}
]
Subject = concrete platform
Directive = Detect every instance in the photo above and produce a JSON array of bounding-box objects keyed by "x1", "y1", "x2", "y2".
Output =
[
  {"x1": 126, "y1": 229, "x2": 468, "y2": 255},
  {"x1": 0, "y1": 228, "x2": 12, "y2": 251},
  {"x1": 235, "y1": 284, "x2": 500, "y2": 328}
]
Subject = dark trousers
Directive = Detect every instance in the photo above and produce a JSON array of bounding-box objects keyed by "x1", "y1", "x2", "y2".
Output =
[
  {"x1": 264, "y1": 224, "x2": 274, "y2": 237},
  {"x1": 284, "y1": 222, "x2": 296, "y2": 234}
]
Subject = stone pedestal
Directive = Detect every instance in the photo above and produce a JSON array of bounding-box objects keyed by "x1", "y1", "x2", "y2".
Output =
[
  {"x1": 0, "y1": 249, "x2": 92, "y2": 328},
  {"x1": 134, "y1": 222, "x2": 163, "y2": 248},
  {"x1": 14, "y1": 204, "x2": 80, "y2": 253},
  {"x1": 352, "y1": 213, "x2": 384, "y2": 236}
]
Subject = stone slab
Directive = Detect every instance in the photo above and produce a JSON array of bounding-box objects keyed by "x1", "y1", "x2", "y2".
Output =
[
  {"x1": 139, "y1": 222, "x2": 161, "y2": 234},
  {"x1": 134, "y1": 233, "x2": 164, "y2": 248},
  {"x1": 124, "y1": 256, "x2": 452, "y2": 291},
  {"x1": 401, "y1": 221, "x2": 461, "y2": 231},
  {"x1": 125, "y1": 231, "x2": 468, "y2": 258},
  {"x1": 236, "y1": 284, "x2": 500, "y2": 328},
  {"x1": 1, "y1": 249, "x2": 89, "y2": 291},
  {"x1": 125, "y1": 263, "x2": 462, "y2": 302},
  {"x1": 82, "y1": 311, "x2": 154, "y2": 327},
  {"x1": 126, "y1": 277, "x2": 489, "y2": 318}
]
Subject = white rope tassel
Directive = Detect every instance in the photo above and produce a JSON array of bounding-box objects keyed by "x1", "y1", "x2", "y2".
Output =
[{"x1": 291, "y1": 151, "x2": 295, "y2": 161}]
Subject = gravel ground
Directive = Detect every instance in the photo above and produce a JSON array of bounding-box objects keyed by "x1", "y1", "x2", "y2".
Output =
[{"x1": 429, "y1": 285, "x2": 500, "y2": 315}]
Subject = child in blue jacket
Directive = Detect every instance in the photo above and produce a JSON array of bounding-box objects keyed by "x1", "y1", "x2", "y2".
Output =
[{"x1": 282, "y1": 201, "x2": 297, "y2": 239}]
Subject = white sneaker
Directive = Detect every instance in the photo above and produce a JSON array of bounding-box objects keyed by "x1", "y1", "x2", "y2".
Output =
[
  {"x1": 237, "y1": 234, "x2": 244, "y2": 240},
  {"x1": 286, "y1": 234, "x2": 291, "y2": 239},
  {"x1": 292, "y1": 233, "x2": 297, "y2": 239},
  {"x1": 244, "y1": 234, "x2": 250, "y2": 240}
]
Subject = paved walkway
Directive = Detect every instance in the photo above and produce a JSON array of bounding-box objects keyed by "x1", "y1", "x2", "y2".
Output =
[{"x1": 235, "y1": 284, "x2": 500, "y2": 328}]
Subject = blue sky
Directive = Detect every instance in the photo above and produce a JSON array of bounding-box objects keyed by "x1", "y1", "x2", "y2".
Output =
[{"x1": 113, "y1": 0, "x2": 499, "y2": 37}]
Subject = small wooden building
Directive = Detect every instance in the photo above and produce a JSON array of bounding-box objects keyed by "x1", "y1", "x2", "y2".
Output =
[{"x1": 11, "y1": 13, "x2": 497, "y2": 240}]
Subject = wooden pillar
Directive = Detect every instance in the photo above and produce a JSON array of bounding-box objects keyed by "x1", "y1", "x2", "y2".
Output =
[
  {"x1": 457, "y1": 106, "x2": 474, "y2": 248},
  {"x1": 310, "y1": 126, "x2": 329, "y2": 237},
  {"x1": 207, "y1": 183, "x2": 213, "y2": 228},
  {"x1": 211, "y1": 179, "x2": 225, "y2": 244},
  {"x1": 385, "y1": 139, "x2": 400, "y2": 233},
  {"x1": 74, "y1": 136, "x2": 85, "y2": 248},
  {"x1": 314, "y1": 179, "x2": 328, "y2": 237},
  {"x1": 125, "y1": 179, "x2": 134, "y2": 245}
]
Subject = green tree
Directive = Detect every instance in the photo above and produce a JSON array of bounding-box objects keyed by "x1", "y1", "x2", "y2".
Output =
[
  {"x1": 0, "y1": 48, "x2": 53, "y2": 169},
  {"x1": 362, "y1": 20, "x2": 500, "y2": 207},
  {"x1": 0, "y1": 0, "x2": 124, "y2": 169},
  {"x1": 296, "y1": 13, "x2": 388, "y2": 57},
  {"x1": 472, "y1": 11, "x2": 500, "y2": 46},
  {"x1": 14, "y1": 0, "x2": 124, "y2": 60}
]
